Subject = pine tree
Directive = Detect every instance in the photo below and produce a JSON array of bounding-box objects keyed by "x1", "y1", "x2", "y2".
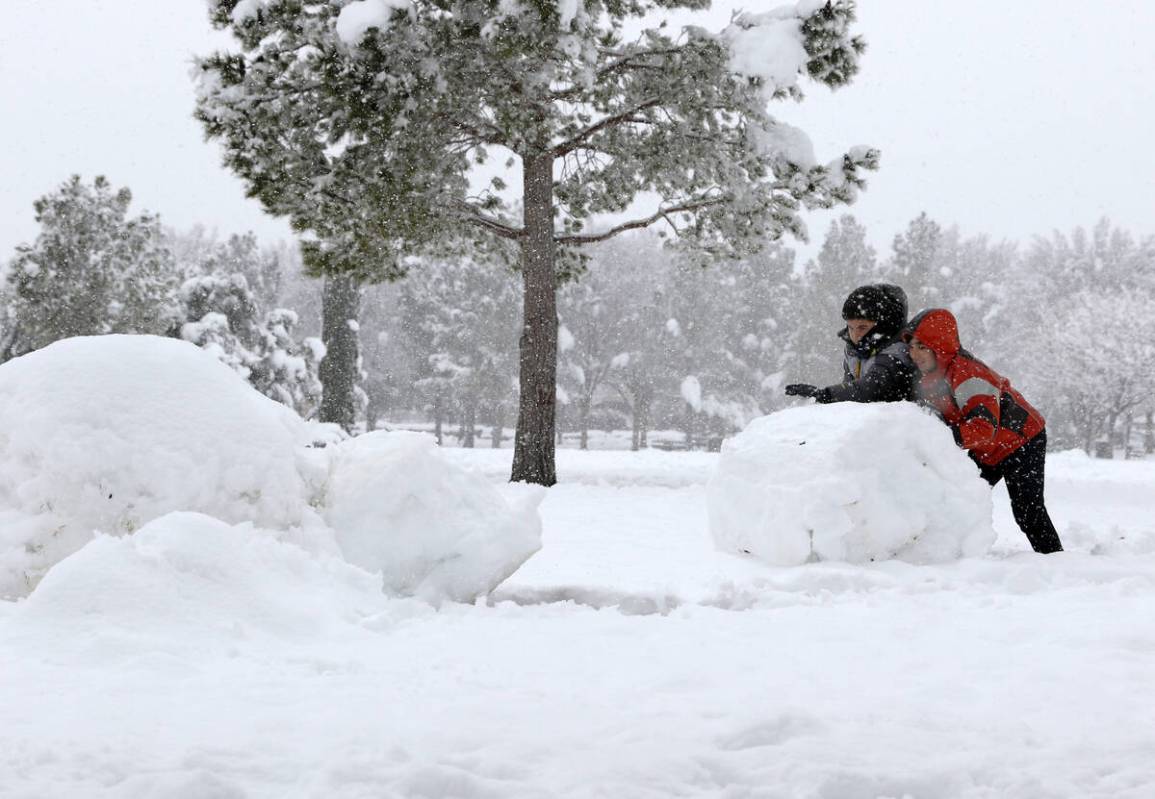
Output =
[
  {"x1": 174, "y1": 240, "x2": 323, "y2": 417},
  {"x1": 789, "y1": 213, "x2": 876, "y2": 386},
  {"x1": 196, "y1": 0, "x2": 877, "y2": 484},
  {"x1": 887, "y1": 211, "x2": 942, "y2": 311},
  {"x1": 5, "y1": 175, "x2": 180, "y2": 356},
  {"x1": 399, "y1": 247, "x2": 521, "y2": 447}
]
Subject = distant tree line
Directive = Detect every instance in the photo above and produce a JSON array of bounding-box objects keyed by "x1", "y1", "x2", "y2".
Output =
[{"x1": 4, "y1": 175, "x2": 1153, "y2": 459}]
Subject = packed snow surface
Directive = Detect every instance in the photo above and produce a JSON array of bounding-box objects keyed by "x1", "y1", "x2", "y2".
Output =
[
  {"x1": 709, "y1": 403, "x2": 996, "y2": 565},
  {"x1": 0, "y1": 335, "x2": 540, "y2": 603},
  {"x1": 3, "y1": 445, "x2": 1155, "y2": 796}
]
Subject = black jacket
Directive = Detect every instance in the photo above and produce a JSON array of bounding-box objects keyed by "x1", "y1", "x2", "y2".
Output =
[{"x1": 815, "y1": 329, "x2": 918, "y2": 404}]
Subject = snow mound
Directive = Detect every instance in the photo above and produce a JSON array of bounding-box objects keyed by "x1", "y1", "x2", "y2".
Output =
[
  {"x1": 17, "y1": 512, "x2": 387, "y2": 647},
  {"x1": 0, "y1": 335, "x2": 317, "y2": 598},
  {"x1": 321, "y1": 431, "x2": 544, "y2": 603},
  {"x1": 708, "y1": 404, "x2": 994, "y2": 565}
]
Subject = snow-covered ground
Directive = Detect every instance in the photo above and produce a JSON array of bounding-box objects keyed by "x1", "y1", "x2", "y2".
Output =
[{"x1": 3, "y1": 444, "x2": 1155, "y2": 798}]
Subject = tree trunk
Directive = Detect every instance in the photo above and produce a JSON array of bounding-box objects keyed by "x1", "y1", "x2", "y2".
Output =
[
  {"x1": 491, "y1": 406, "x2": 504, "y2": 449},
  {"x1": 579, "y1": 396, "x2": 591, "y2": 451},
  {"x1": 1105, "y1": 411, "x2": 1119, "y2": 459},
  {"x1": 637, "y1": 391, "x2": 651, "y2": 450},
  {"x1": 0, "y1": 324, "x2": 19, "y2": 364},
  {"x1": 1122, "y1": 413, "x2": 1135, "y2": 459},
  {"x1": 318, "y1": 274, "x2": 362, "y2": 433},
  {"x1": 1146, "y1": 410, "x2": 1154, "y2": 455},
  {"x1": 511, "y1": 151, "x2": 558, "y2": 485},
  {"x1": 433, "y1": 394, "x2": 444, "y2": 445},
  {"x1": 462, "y1": 399, "x2": 477, "y2": 448},
  {"x1": 631, "y1": 401, "x2": 641, "y2": 452}
]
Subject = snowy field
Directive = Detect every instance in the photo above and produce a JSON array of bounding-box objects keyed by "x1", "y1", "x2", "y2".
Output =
[{"x1": 3, "y1": 444, "x2": 1155, "y2": 798}]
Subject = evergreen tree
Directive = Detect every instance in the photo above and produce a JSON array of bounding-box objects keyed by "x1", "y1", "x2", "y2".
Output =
[
  {"x1": 5, "y1": 175, "x2": 180, "y2": 356},
  {"x1": 1019, "y1": 288, "x2": 1155, "y2": 455},
  {"x1": 399, "y1": 248, "x2": 521, "y2": 447},
  {"x1": 789, "y1": 213, "x2": 876, "y2": 386},
  {"x1": 886, "y1": 211, "x2": 942, "y2": 312},
  {"x1": 195, "y1": 0, "x2": 877, "y2": 484},
  {"x1": 174, "y1": 241, "x2": 323, "y2": 417}
]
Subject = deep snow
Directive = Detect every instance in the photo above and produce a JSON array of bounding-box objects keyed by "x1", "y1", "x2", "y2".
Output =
[{"x1": 3, "y1": 446, "x2": 1155, "y2": 798}]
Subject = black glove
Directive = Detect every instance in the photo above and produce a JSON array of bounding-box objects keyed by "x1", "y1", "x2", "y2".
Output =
[{"x1": 784, "y1": 383, "x2": 819, "y2": 398}]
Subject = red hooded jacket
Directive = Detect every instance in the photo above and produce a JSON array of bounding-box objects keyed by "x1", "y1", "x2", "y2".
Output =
[{"x1": 903, "y1": 309, "x2": 1045, "y2": 467}]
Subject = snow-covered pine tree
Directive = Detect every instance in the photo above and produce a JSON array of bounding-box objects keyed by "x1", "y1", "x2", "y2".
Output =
[
  {"x1": 195, "y1": 0, "x2": 877, "y2": 484},
  {"x1": 398, "y1": 247, "x2": 521, "y2": 447},
  {"x1": 789, "y1": 213, "x2": 876, "y2": 386},
  {"x1": 1018, "y1": 288, "x2": 1155, "y2": 455},
  {"x1": 714, "y1": 242, "x2": 798, "y2": 418},
  {"x1": 174, "y1": 240, "x2": 324, "y2": 418},
  {"x1": 592, "y1": 233, "x2": 677, "y2": 450},
  {"x1": 886, "y1": 211, "x2": 942, "y2": 312},
  {"x1": 557, "y1": 259, "x2": 635, "y2": 450},
  {"x1": 4, "y1": 175, "x2": 181, "y2": 357}
]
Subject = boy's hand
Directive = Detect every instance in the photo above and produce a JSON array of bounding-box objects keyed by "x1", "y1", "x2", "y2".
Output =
[{"x1": 784, "y1": 383, "x2": 819, "y2": 398}]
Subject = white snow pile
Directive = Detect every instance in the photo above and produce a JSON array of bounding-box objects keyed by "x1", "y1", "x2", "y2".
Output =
[
  {"x1": 708, "y1": 403, "x2": 995, "y2": 566},
  {"x1": 0, "y1": 335, "x2": 318, "y2": 596},
  {"x1": 15, "y1": 512, "x2": 392, "y2": 651},
  {"x1": 0, "y1": 335, "x2": 541, "y2": 603},
  {"x1": 321, "y1": 431, "x2": 543, "y2": 604}
]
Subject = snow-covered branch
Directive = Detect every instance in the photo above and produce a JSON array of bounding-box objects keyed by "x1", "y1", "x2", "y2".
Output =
[{"x1": 555, "y1": 196, "x2": 726, "y2": 246}]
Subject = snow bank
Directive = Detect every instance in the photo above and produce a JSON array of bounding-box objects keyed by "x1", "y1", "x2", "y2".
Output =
[
  {"x1": 321, "y1": 431, "x2": 544, "y2": 603},
  {"x1": 708, "y1": 404, "x2": 994, "y2": 565},
  {"x1": 0, "y1": 335, "x2": 317, "y2": 598},
  {"x1": 16, "y1": 512, "x2": 389, "y2": 648},
  {"x1": 0, "y1": 335, "x2": 542, "y2": 604}
]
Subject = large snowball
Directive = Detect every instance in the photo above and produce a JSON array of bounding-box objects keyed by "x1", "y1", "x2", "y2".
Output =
[
  {"x1": 321, "y1": 431, "x2": 544, "y2": 604},
  {"x1": 0, "y1": 335, "x2": 316, "y2": 597},
  {"x1": 708, "y1": 404, "x2": 995, "y2": 565}
]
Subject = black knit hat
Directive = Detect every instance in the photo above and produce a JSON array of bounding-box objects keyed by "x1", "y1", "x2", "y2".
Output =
[{"x1": 841, "y1": 284, "x2": 908, "y2": 336}]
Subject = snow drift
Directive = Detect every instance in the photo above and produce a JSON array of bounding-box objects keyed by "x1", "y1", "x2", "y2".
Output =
[
  {"x1": 0, "y1": 335, "x2": 541, "y2": 602},
  {"x1": 708, "y1": 403, "x2": 995, "y2": 565}
]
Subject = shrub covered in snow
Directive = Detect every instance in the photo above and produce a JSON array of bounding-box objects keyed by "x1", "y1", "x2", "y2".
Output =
[
  {"x1": 321, "y1": 431, "x2": 543, "y2": 604},
  {"x1": 708, "y1": 403, "x2": 994, "y2": 565}
]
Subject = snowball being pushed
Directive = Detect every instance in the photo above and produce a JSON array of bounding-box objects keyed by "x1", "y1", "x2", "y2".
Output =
[
  {"x1": 321, "y1": 431, "x2": 544, "y2": 604},
  {"x1": 707, "y1": 403, "x2": 994, "y2": 566},
  {"x1": 0, "y1": 335, "x2": 313, "y2": 597}
]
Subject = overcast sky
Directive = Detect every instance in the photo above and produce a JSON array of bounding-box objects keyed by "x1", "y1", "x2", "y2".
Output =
[{"x1": 2, "y1": 1, "x2": 1153, "y2": 262}]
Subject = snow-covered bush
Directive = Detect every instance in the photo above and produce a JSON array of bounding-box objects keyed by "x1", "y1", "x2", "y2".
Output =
[
  {"x1": 176, "y1": 271, "x2": 323, "y2": 418},
  {"x1": 707, "y1": 403, "x2": 994, "y2": 566},
  {"x1": 0, "y1": 335, "x2": 318, "y2": 597},
  {"x1": 320, "y1": 431, "x2": 543, "y2": 604}
]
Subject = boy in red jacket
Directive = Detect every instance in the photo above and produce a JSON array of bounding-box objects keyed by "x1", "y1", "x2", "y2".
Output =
[{"x1": 902, "y1": 308, "x2": 1063, "y2": 554}]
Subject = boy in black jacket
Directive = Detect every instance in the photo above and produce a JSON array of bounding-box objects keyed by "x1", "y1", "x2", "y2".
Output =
[{"x1": 785, "y1": 283, "x2": 918, "y2": 404}]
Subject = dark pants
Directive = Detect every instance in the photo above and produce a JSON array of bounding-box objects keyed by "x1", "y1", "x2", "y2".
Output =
[{"x1": 977, "y1": 430, "x2": 1064, "y2": 554}]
